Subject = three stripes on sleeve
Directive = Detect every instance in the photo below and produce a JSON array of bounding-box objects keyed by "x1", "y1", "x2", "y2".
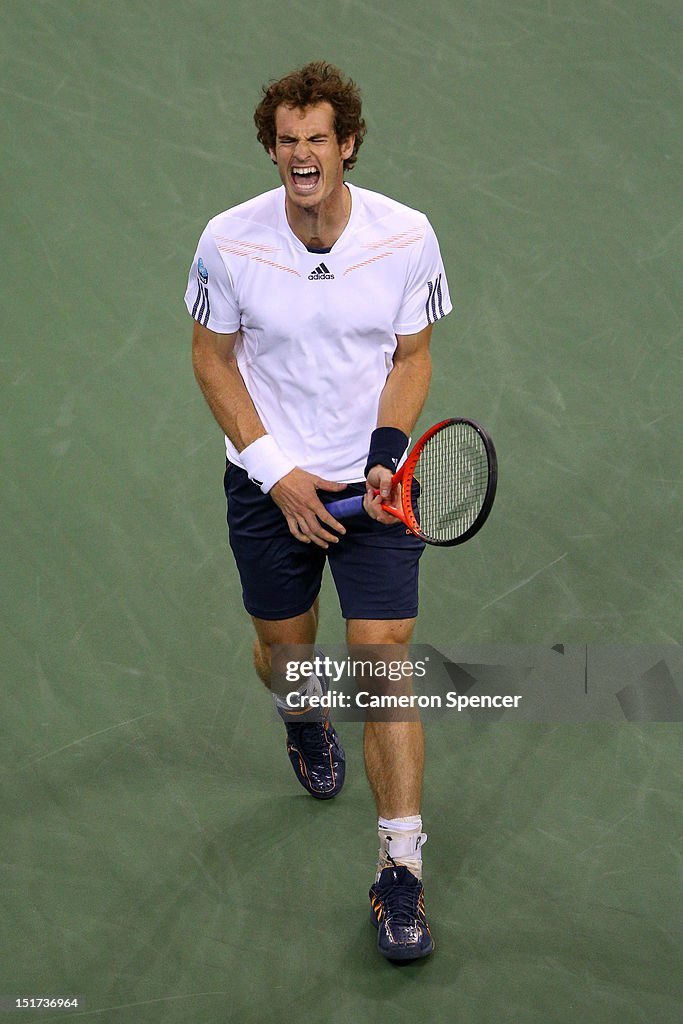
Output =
[{"x1": 425, "y1": 274, "x2": 444, "y2": 325}]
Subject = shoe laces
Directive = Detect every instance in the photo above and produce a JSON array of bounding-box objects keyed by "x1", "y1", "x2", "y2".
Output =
[
  {"x1": 380, "y1": 860, "x2": 421, "y2": 924},
  {"x1": 289, "y1": 719, "x2": 333, "y2": 757}
]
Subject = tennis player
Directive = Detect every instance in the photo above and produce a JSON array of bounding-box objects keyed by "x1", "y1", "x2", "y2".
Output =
[{"x1": 185, "y1": 62, "x2": 451, "y2": 961}]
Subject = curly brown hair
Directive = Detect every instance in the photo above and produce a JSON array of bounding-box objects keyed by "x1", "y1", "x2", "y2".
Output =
[{"x1": 254, "y1": 61, "x2": 367, "y2": 172}]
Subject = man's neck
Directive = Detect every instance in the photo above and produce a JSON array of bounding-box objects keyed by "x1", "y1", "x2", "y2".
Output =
[{"x1": 285, "y1": 184, "x2": 351, "y2": 250}]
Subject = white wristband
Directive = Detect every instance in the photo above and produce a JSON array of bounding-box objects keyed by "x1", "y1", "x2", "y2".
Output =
[{"x1": 239, "y1": 435, "x2": 296, "y2": 494}]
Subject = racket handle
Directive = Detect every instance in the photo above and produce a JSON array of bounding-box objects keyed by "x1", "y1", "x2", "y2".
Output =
[{"x1": 324, "y1": 494, "x2": 366, "y2": 519}]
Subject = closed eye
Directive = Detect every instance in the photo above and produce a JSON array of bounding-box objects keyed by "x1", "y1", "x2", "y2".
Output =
[{"x1": 277, "y1": 135, "x2": 329, "y2": 144}]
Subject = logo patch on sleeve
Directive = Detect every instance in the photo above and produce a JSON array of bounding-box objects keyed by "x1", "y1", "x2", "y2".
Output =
[{"x1": 192, "y1": 258, "x2": 211, "y2": 325}]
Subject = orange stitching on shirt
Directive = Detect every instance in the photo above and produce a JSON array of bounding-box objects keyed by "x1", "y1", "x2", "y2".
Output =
[
  {"x1": 343, "y1": 252, "x2": 393, "y2": 275},
  {"x1": 215, "y1": 238, "x2": 301, "y2": 276},
  {"x1": 342, "y1": 229, "x2": 424, "y2": 275},
  {"x1": 363, "y1": 229, "x2": 425, "y2": 250},
  {"x1": 214, "y1": 236, "x2": 280, "y2": 254}
]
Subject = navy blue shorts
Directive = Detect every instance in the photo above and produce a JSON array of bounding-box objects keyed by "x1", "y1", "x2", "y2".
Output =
[{"x1": 223, "y1": 463, "x2": 425, "y2": 621}]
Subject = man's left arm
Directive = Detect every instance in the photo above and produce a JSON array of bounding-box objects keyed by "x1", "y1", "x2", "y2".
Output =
[{"x1": 364, "y1": 325, "x2": 433, "y2": 523}]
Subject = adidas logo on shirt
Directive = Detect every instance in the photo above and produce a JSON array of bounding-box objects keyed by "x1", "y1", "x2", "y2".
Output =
[{"x1": 308, "y1": 262, "x2": 335, "y2": 280}]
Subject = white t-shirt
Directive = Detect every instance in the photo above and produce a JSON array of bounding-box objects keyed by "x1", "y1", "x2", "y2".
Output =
[{"x1": 184, "y1": 182, "x2": 452, "y2": 482}]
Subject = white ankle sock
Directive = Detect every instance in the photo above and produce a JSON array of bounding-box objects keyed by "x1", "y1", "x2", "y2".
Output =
[
  {"x1": 274, "y1": 672, "x2": 323, "y2": 712},
  {"x1": 377, "y1": 815, "x2": 427, "y2": 880}
]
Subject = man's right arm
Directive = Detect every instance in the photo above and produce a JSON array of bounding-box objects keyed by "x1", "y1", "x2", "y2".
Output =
[
  {"x1": 191, "y1": 321, "x2": 345, "y2": 547},
  {"x1": 191, "y1": 320, "x2": 266, "y2": 451}
]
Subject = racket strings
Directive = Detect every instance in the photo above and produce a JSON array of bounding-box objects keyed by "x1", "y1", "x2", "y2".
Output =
[{"x1": 412, "y1": 423, "x2": 489, "y2": 542}]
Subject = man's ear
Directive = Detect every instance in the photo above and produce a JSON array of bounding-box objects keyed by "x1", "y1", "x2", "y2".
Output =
[
  {"x1": 268, "y1": 147, "x2": 277, "y2": 165},
  {"x1": 340, "y1": 135, "x2": 355, "y2": 161}
]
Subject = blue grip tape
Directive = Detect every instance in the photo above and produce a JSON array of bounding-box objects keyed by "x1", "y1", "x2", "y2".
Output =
[{"x1": 324, "y1": 494, "x2": 366, "y2": 519}]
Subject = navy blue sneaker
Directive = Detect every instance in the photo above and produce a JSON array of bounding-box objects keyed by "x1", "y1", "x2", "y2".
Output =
[
  {"x1": 275, "y1": 650, "x2": 345, "y2": 799},
  {"x1": 283, "y1": 716, "x2": 345, "y2": 799},
  {"x1": 369, "y1": 864, "x2": 434, "y2": 960}
]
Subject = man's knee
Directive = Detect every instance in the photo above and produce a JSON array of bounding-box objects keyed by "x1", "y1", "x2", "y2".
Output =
[
  {"x1": 250, "y1": 602, "x2": 320, "y2": 689},
  {"x1": 346, "y1": 618, "x2": 416, "y2": 647}
]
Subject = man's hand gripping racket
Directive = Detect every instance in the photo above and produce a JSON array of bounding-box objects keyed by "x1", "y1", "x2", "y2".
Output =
[{"x1": 326, "y1": 418, "x2": 498, "y2": 546}]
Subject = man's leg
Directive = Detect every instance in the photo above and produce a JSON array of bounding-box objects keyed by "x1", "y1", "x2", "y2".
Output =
[
  {"x1": 346, "y1": 616, "x2": 423, "y2": 818},
  {"x1": 251, "y1": 599, "x2": 345, "y2": 799},
  {"x1": 347, "y1": 615, "x2": 433, "y2": 960}
]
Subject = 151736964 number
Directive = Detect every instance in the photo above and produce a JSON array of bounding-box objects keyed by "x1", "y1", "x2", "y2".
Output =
[{"x1": 0, "y1": 996, "x2": 85, "y2": 1012}]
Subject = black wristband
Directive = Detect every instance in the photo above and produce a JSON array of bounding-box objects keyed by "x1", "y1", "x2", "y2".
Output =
[{"x1": 364, "y1": 427, "x2": 409, "y2": 478}]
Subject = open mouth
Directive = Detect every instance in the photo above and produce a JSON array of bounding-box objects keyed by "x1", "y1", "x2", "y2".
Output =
[{"x1": 290, "y1": 165, "x2": 321, "y2": 193}]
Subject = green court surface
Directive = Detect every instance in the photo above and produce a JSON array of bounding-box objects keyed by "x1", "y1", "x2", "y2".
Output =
[{"x1": 1, "y1": 1, "x2": 682, "y2": 1021}]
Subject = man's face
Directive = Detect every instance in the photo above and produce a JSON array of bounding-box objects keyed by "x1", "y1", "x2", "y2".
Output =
[{"x1": 269, "y1": 101, "x2": 355, "y2": 211}]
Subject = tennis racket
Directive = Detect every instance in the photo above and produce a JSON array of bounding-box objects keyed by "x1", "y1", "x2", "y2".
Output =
[{"x1": 325, "y1": 418, "x2": 497, "y2": 546}]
